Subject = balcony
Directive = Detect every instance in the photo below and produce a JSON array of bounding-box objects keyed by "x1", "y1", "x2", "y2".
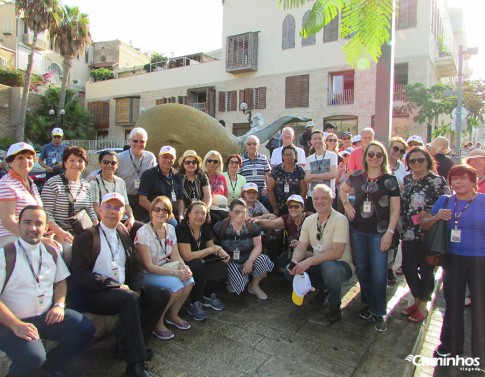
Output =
[
  {"x1": 328, "y1": 89, "x2": 354, "y2": 105},
  {"x1": 22, "y1": 34, "x2": 47, "y2": 50},
  {"x1": 393, "y1": 84, "x2": 406, "y2": 101},
  {"x1": 190, "y1": 103, "x2": 206, "y2": 112}
]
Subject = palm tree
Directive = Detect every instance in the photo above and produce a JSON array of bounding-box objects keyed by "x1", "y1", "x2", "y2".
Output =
[
  {"x1": 278, "y1": 0, "x2": 394, "y2": 67},
  {"x1": 49, "y1": 5, "x2": 90, "y2": 124},
  {"x1": 15, "y1": 0, "x2": 60, "y2": 141}
]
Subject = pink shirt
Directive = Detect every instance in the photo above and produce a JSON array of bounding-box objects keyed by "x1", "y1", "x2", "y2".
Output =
[
  {"x1": 208, "y1": 173, "x2": 228, "y2": 197},
  {"x1": 347, "y1": 147, "x2": 363, "y2": 173}
]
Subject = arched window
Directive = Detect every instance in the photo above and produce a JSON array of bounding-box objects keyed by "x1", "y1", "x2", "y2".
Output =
[
  {"x1": 46, "y1": 63, "x2": 63, "y2": 86},
  {"x1": 301, "y1": 11, "x2": 316, "y2": 46},
  {"x1": 282, "y1": 14, "x2": 295, "y2": 49}
]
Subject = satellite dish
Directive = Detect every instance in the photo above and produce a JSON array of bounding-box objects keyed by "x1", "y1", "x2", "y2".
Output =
[{"x1": 252, "y1": 113, "x2": 264, "y2": 128}]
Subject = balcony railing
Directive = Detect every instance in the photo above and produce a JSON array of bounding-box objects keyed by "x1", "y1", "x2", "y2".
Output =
[
  {"x1": 328, "y1": 89, "x2": 354, "y2": 105},
  {"x1": 393, "y1": 84, "x2": 407, "y2": 101},
  {"x1": 69, "y1": 140, "x2": 126, "y2": 151},
  {"x1": 190, "y1": 103, "x2": 206, "y2": 112}
]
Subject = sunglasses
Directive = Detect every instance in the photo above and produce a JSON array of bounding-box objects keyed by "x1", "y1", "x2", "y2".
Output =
[
  {"x1": 102, "y1": 204, "x2": 123, "y2": 212},
  {"x1": 367, "y1": 152, "x2": 384, "y2": 159},
  {"x1": 184, "y1": 160, "x2": 198, "y2": 165},
  {"x1": 228, "y1": 160, "x2": 240, "y2": 165},
  {"x1": 153, "y1": 207, "x2": 170, "y2": 214},
  {"x1": 326, "y1": 139, "x2": 337, "y2": 142},
  {"x1": 392, "y1": 146, "x2": 406, "y2": 154},
  {"x1": 408, "y1": 157, "x2": 426, "y2": 165},
  {"x1": 246, "y1": 142, "x2": 257, "y2": 146},
  {"x1": 287, "y1": 204, "x2": 302, "y2": 210},
  {"x1": 131, "y1": 139, "x2": 146, "y2": 144},
  {"x1": 102, "y1": 160, "x2": 118, "y2": 166},
  {"x1": 207, "y1": 159, "x2": 219, "y2": 164}
]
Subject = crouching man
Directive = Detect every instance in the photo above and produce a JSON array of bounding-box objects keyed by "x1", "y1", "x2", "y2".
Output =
[
  {"x1": 0, "y1": 205, "x2": 95, "y2": 377},
  {"x1": 286, "y1": 184, "x2": 354, "y2": 323},
  {"x1": 69, "y1": 193, "x2": 169, "y2": 377}
]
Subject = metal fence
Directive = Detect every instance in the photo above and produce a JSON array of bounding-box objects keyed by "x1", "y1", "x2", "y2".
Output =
[{"x1": 68, "y1": 140, "x2": 127, "y2": 151}]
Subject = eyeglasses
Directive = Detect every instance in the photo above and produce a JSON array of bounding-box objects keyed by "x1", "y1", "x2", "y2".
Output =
[
  {"x1": 228, "y1": 160, "x2": 240, "y2": 165},
  {"x1": 408, "y1": 157, "x2": 426, "y2": 165},
  {"x1": 367, "y1": 152, "x2": 384, "y2": 159},
  {"x1": 153, "y1": 207, "x2": 170, "y2": 214},
  {"x1": 326, "y1": 139, "x2": 337, "y2": 142},
  {"x1": 102, "y1": 160, "x2": 118, "y2": 166},
  {"x1": 207, "y1": 159, "x2": 219, "y2": 164},
  {"x1": 288, "y1": 204, "x2": 302, "y2": 210},
  {"x1": 184, "y1": 160, "x2": 198, "y2": 165},
  {"x1": 131, "y1": 139, "x2": 146, "y2": 144},
  {"x1": 246, "y1": 142, "x2": 257, "y2": 146},
  {"x1": 392, "y1": 146, "x2": 406, "y2": 154},
  {"x1": 231, "y1": 209, "x2": 246, "y2": 215},
  {"x1": 102, "y1": 204, "x2": 123, "y2": 212}
]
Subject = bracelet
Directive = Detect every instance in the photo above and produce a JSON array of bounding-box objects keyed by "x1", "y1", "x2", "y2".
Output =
[{"x1": 386, "y1": 229, "x2": 395, "y2": 234}]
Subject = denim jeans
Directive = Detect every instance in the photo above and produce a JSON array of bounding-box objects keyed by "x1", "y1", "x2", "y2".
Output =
[
  {"x1": 350, "y1": 227, "x2": 388, "y2": 316},
  {"x1": 285, "y1": 260, "x2": 352, "y2": 307}
]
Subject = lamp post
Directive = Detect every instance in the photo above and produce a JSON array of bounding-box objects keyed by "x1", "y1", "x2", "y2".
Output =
[
  {"x1": 454, "y1": 45, "x2": 478, "y2": 156},
  {"x1": 239, "y1": 102, "x2": 252, "y2": 126},
  {"x1": 49, "y1": 108, "x2": 65, "y2": 127}
]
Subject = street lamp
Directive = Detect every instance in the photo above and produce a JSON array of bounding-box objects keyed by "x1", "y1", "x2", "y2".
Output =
[
  {"x1": 454, "y1": 45, "x2": 478, "y2": 156},
  {"x1": 239, "y1": 102, "x2": 252, "y2": 126},
  {"x1": 49, "y1": 108, "x2": 65, "y2": 127}
]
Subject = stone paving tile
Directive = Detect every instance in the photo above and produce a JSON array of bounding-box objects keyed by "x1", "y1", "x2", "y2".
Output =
[
  {"x1": 353, "y1": 351, "x2": 408, "y2": 377},
  {"x1": 254, "y1": 356, "x2": 330, "y2": 377}
]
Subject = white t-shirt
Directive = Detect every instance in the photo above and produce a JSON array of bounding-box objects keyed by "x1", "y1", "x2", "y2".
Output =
[
  {"x1": 0, "y1": 239, "x2": 70, "y2": 319},
  {"x1": 134, "y1": 223, "x2": 177, "y2": 268},
  {"x1": 305, "y1": 151, "x2": 338, "y2": 195},
  {"x1": 271, "y1": 145, "x2": 306, "y2": 167}
]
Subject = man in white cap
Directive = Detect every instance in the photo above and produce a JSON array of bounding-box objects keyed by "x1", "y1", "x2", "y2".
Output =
[
  {"x1": 406, "y1": 135, "x2": 424, "y2": 151},
  {"x1": 286, "y1": 184, "x2": 353, "y2": 323},
  {"x1": 138, "y1": 146, "x2": 184, "y2": 224},
  {"x1": 429, "y1": 136, "x2": 454, "y2": 181},
  {"x1": 117, "y1": 128, "x2": 156, "y2": 221},
  {"x1": 39, "y1": 127, "x2": 68, "y2": 180},
  {"x1": 347, "y1": 127, "x2": 374, "y2": 174},
  {"x1": 351, "y1": 135, "x2": 361, "y2": 149},
  {"x1": 70, "y1": 192, "x2": 169, "y2": 377}
]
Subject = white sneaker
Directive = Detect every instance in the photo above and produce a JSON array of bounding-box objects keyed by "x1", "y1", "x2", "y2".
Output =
[
  {"x1": 248, "y1": 285, "x2": 268, "y2": 300},
  {"x1": 226, "y1": 283, "x2": 235, "y2": 293}
]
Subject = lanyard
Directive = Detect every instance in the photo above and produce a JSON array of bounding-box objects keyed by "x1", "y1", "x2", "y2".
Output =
[
  {"x1": 229, "y1": 174, "x2": 238, "y2": 194},
  {"x1": 316, "y1": 213, "x2": 331, "y2": 239},
  {"x1": 453, "y1": 194, "x2": 476, "y2": 228},
  {"x1": 159, "y1": 167, "x2": 174, "y2": 190},
  {"x1": 314, "y1": 151, "x2": 326, "y2": 172},
  {"x1": 100, "y1": 227, "x2": 121, "y2": 261},
  {"x1": 189, "y1": 224, "x2": 202, "y2": 250},
  {"x1": 18, "y1": 242, "x2": 42, "y2": 285},
  {"x1": 150, "y1": 222, "x2": 168, "y2": 258},
  {"x1": 129, "y1": 150, "x2": 144, "y2": 175},
  {"x1": 363, "y1": 172, "x2": 383, "y2": 199},
  {"x1": 63, "y1": 174, "x2": 83, "y2": 204},
  {"x1": 97, "y1": 175, "x2": 116, "y2": 199}
]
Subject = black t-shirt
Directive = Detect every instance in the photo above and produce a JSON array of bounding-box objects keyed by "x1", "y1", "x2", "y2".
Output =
[
  {"x1": 434, "y1": 153, "x2": 454, "y2": 182},
  {"x1": 177, "y1": 172, "x2": 209, "y2": 207},
  {"x1": 175, "y1": 221, "x2": 213, "y2": 251},
  {"x1": 138, "y1": 166, "x2": 183, "y2": 213},
  {"x1": 345, "y1": 170, "x2": 400, "y2": 234}
]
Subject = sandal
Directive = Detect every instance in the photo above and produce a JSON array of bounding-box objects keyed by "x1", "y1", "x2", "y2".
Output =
[
  {"x1": 401, "y1": 303, "x2": 418, "y2": 316},
  {"x1": 165, "y1": 318, "x2": 191, "y2": 330},
  {"x1": 153, "y1": 328, "x2": 174, "y2": 340},
  {"x1": 408, "y1": 309, "x2": 428, "y2": 322}
]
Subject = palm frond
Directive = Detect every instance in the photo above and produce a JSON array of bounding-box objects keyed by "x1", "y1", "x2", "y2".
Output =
[
  {"x1": 279, "y1": 0, "x2": 312, "y2": 10},
  {"x1": 301, "y1": 0, "x2": 345, "y2": 37}
]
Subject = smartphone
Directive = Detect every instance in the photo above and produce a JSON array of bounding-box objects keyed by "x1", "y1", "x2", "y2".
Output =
[{"x1": 287, "y1": 261, "x2": 297, "y2": 271}]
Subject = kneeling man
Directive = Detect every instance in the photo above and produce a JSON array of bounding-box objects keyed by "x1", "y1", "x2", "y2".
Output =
[
  {"x1": 70, "y1": 193, "x2": 169, "y2": 377},
  {"x1": 287, "y1": 184, "x2": 354, "y2": 323},
  {"x1": 0, "y1": 205, "x2": 95, "y2": 377}
]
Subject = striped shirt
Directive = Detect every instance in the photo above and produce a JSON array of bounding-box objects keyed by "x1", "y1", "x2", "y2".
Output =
[
  {"x1": 240, "y1": 152, "x2": 271, "y2": 190},
  {"x1": 41, "y1": 175, "x2": 97, "y2": 234},
  {"x1": 0, "y1": 171, "x2": 42, "y2": 237}
]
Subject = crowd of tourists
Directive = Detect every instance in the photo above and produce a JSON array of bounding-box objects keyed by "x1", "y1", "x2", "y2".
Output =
[{"x1": 0, "y1": 123, "x2": 484, "y2": 376}]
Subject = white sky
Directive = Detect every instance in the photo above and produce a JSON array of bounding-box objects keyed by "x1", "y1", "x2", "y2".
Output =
[{"x1": 63, "y1": 0, "x2": 484, "y2": 79}]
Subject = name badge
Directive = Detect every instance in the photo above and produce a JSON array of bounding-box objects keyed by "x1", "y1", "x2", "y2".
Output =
[
  {"x1": 316, "y1": 243, "x2": 323, "y2": 252},
  {"x1": 363, "y1": 201, "x2": 372, "y2": 213},
  {"x1": 37, "y1": 294, "x2": 46, "y2": 313},
  {"x1": 171, "y1": 190, "x2": 177, "y2": 202},
  {"x1": 284, "y1": 184, "x2": 290, "y2": 193},
  {"x1": 191, "y1": 196, "x2": 197, "y2": 203},
  {"x1": 450, "y1": 228, "x2": 461, "y2": 243},
  {"x1": 233, "y1": 248, "x2": 240, "y2": 261},
  {"x1": 112, "y1": 264, "x2": 120, "y2": 282},
  {"x1": 252, "y1": 169, "x2": 258, "y2": 176},
  {"x1": 134, "y1": 178, "x2": 141, "y2": 189}
]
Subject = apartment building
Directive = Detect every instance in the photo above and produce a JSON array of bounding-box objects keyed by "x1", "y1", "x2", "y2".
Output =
[{"x1": 85, "y1": 0, "x2": 466, "y2": 142}]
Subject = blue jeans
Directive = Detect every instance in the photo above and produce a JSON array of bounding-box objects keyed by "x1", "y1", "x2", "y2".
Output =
[
  {"x1": 350, "y1": 228, "x2": 388, "y2": 316},
  {"x1": 285, "y1": 260, "x2": 352, "y2": 307}
]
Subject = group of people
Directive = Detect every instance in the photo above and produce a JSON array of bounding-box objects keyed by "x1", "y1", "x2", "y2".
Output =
[{"x1": 0, "y1": 123, "x2": 484, "y2": 376}]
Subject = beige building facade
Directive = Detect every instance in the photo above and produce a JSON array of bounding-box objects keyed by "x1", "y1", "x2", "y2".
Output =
[{"x1": 85, "y1": 0, "x2": 464, "y2": 145}]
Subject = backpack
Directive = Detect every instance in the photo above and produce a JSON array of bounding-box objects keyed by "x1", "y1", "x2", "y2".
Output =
[
  {"x1": 1, "y1": 242, "x2": 58, "y2": 294},
  {"x1": 217, "y1": 217, "x2": 254, "y2": 243}
]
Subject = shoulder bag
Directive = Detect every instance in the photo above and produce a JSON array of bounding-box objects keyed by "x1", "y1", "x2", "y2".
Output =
[
  {"x1": 60, "y1": 174, "x2": 93, "y2": 235},
  {"x1": 422, "y1": 196, "x2": 451, "y2": 266}
]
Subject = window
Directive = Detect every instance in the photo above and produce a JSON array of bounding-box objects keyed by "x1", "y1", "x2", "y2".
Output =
[
  {"x1": 3, "y1": 17, "x2": 12, "y2": 35},
  {"x1": 84, "y1": 50, "x2": 89, "y2": 63},
  {"x1": 88, "y1": 101, "x2": 109, "y2": 129},
  {"x1": 226, "y1": 32, "x2": 259, "y2": 73},
  {"x1": 238, "y1": 88, "x2": 267, "y2": 110},
  {"x1": 187, "y1": 87, "x2": 216, "y2": 117},
  {"x1": 178, "y1": 96, "x2": 187, "y2": 105},
  {"x1": 285, "y1": 75, "x2": 309, "y2": 108},
  {"x1": 393, "y1": 63, "x2": 408, "y2": 101},
  {"x1": 282, "y1": 14, "x2": 296, "y2": 49},
  {"x1": 115, "y1": 96, "x2": 140, "y2": 126},
  {"x1": 301, "y1": 11, "x2": 315, "y2": 46},
  {"x1": 218, "y1": 91, "x2": 237, "y2": 112},
  {"x1": 155, "y1": 99, "x2": 163, "y2": 105},
  {"x1": 328, "y1": 71, "x2": 354, "y2": 105},
  {"x1": 323, "y1": 15, "x2": 339, "y2": 42},
  {"x1": 232, "y1": 122, "x2": 251, "y2": 136},
  {"x1": 397, "y1": 0, "x2": 417, "y2": 30}
]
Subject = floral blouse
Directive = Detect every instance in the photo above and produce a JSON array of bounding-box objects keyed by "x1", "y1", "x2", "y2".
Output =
[
  {"x1": 401, "y1": 172, "x2": 450, "y2": 241},
  {"x1": 208, "y1": 173, "x2": 228, "y2": 197},
  {"x1": 270, "y1": 164, "x2": 306, "y2": 210}
]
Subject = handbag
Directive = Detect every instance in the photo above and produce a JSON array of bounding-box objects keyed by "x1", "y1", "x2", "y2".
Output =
[
  {"x1": 163, "y1": 261, "x2": 181, "y2": 270},
  {"x1": 61, "y1": 174, "x2": 93, "y2": 235},
  {"x1": 422, "y1": 196, "x2": 451, "y2": 266}
]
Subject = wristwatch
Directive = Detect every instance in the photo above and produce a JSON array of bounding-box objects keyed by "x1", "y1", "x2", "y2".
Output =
[{"x1": 53, "y1": 303, "x2": 65, "y2": 309}]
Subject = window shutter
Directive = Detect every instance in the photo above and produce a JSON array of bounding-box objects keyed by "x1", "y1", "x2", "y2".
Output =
[
  {"x1": 285, "y1": 75, "x2": 309, "y2": 108},
  {"x1": 219, "y1": 91, "x2": 226, "y2": 112},
  {"x1": 301, "y1": 11, "x2": 316, "y2": 46},
  {"x1": 245, "y1": 88, "x2": 254, "y2": 110},
  {"x1": 282, "y1": 14, "x2": 296, "y2": 49},
  {"x1": 324, "y1": 16, "x2": 339, "y2": 42},
  {"x1": 230, "y1": 91, "x2": 237, "y2": 111},
  {"x1": 239, "y1": 89, "x2": 245, "y2": 106},
  {"x1": 256, "y1": 87, "x2": 266, "y2": 109}
]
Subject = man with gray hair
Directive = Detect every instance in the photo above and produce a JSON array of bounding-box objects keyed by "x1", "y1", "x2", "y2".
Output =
[
  {"x1": 270, "y1": 127, "x2": 306, "y2": 168},
  {"x1": 347, "y1": 127, "x2": 375, "y2": 174},
  {"x1": 117, "y1": 128, "x2": 156, "y2": 221}
]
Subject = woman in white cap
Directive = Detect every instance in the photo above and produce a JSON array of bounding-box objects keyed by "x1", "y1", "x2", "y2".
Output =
[
  {"x1": 0, "y1": 142, "x2": 43, "y2": 247},
  {"x1": 241, "y1": 182, "x2": 270, "y2": 218}
]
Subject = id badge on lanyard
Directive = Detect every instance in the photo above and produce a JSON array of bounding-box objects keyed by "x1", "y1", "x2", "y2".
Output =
[
  {"x1": 284, "y1": 183, "x2": 290, "y2": 193},
  {"x1": 450, "y1": 228, "x2": 461, "y2": 243},
  {"x1": 111, "y1": 262, "x2": 120, "y2": 282},
  {"x1": 233, "y1": 247, "x2": 240, "y2": 261},
  {"x1": 171, "y1": 190, "x2": 177, "y2": 202},
  {"x1": 363, "y1": 200, "x2": 372, "y2": 214},
  {"x1": 134, "y1": 177, "x2": 141, "y2": 189}
]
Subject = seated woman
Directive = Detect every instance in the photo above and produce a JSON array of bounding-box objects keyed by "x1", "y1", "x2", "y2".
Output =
[
  {"x1": 202, "y1": 150, "x2": 228, "y2": 197},
  {"x1": 176, "y1": 201, "x2": 230, "y2": 321},
  {"x1": 135, "y1": 196, "x2": 194, "y2": 340},
  {"x1": 223, "y1": 154, "x2": 246, "y2": 203},
  {"x1": 242, "y1": 182, "x2": 270, "y2": 219},
  {"x1": 213, "y1": 199, "x2": 274, "y2": 300}
]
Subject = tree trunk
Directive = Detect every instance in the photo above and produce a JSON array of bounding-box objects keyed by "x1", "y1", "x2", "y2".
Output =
[
  {"x1": 57, "y1": 58, "x2": 72, "y2": 125},
  {"x1": 16, "y1": 31, "x2": 38, "y2": 141}
]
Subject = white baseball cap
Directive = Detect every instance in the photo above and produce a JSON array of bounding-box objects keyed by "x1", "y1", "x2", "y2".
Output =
[
  {"x1": 159, "y1": 145, "x2": 176, "y2": 158},
  {"x1": 305, "y1": 121, "x2": 315, "y2": 128},
  {"x1": 52, "y1": 128, "x2": 64, "y2": 137},
  {"x1": 292, "y1": 272, "x2": 312, "y2": 306},
  {"x1": 286, "y1": 194, "x2": 304, "y2": 206},
  {"x1": 6, "y1": 142, "x2": 36, "y2": 158},
  {"x1": 242, "y1": 182, "x2": 258, "y2": 192},
  {"x1": 352, "y1": 135, "x2": 361, "y2": 143},
  {"x1": 407, "y1": 135, "x2": 424, "y2": 145},
  {"x1": 340, "y1": 147, "x2": 354, "y2": 157},
  {"x1": 101, "y1": 192, "x2": 125, "y2": 206},
  {"x1": 210, "y1": 195, "x2": 229, "y2": 212}
]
